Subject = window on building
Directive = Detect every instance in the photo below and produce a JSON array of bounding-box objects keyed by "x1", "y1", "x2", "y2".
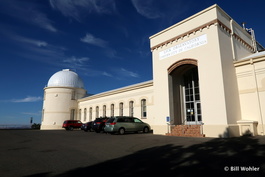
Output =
[
  {"x1": 89, "y1": 107, "x2": 92, "y2": 121},
  {"x1": 71, "y1": 90, "x2": 75, "y2": 100},
  {"x1": 103, "y1": 105, "x2": 106, "y2": 117},
  {"x1": 84, "y1": 108, "x2": 87, "y2": 122},
  {"x1": 141, "y1": 99, "x2": 147, "y2": 118},
  {"x1": 119, "y1": 102, "x2": 123, "y2": 116},
  {"x1": 70, "y1": 109, "x2": 75, "y2": 120},
  {"x1": 129, "y1": 101, "x2": 134, "y2": 117},
  {"x1": 111, "y1": 104, "x2": 114, "y2": 117},
  {"x1": 96, "y1": 106, "x2": 99, "y2": 118},
  {"x1": 79, "y1": 109, "x2": 82, "y2": 120}
]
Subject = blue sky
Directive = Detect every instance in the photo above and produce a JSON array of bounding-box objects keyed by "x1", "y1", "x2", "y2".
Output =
[{"x1": 0, "y1": 0, "x2": 265, "y2": 125}]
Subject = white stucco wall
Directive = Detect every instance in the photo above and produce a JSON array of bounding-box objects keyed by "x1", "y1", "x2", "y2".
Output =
[{"x1": 41, "y1": 87, "x2": 86, "y2": 130}]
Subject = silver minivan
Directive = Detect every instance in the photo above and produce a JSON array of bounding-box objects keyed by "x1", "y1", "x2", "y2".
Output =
[{"x1": 104, "y1": 116, "x2": 151, "y2": 135}]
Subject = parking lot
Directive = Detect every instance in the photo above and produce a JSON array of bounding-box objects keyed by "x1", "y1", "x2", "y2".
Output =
[{"x1": 1, "y1": 130, "x2": 265, "y2": 177}]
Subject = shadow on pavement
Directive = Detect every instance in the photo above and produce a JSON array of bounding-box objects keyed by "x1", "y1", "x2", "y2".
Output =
[{"x1": 26, "y1": 136, "x2": 265, "y2": 177}]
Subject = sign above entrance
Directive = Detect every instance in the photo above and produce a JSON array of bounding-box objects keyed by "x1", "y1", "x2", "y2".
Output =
[{"x1": 159, "y1": 34, "x2": 207, "y2": 60}]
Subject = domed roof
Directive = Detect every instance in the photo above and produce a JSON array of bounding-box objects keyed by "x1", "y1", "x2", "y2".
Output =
[{"x1": 47, "y1": 69, "x2": 85, "y2": 88}]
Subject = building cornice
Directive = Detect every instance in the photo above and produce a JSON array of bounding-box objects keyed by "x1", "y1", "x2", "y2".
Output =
[
  {"x1": 151, "y1": 19, "x2": 217, "y2": 51},
  {"x1": 234, "y1": 55, "x2": 265, "y2": 67},
  {"x1": 44, "y1": 86, "x2": 85, "y2": 91},
  {"x1": 78, "y1": 80, "x2": 153, "y2": 102},
  {"x1": 151, "y1": 19, "x2": 254, "y2": 51},
  {"x1": 150, "y1": 19, "x2": 254, "y2": 52}
]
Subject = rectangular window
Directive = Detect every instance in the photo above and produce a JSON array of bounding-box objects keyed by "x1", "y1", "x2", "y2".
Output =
[
  {"x1": 71, "y1": 91, "x2": 75, "y2": 100},
  {"x1": 79, "y1": 109, "x2": 81, "y2": 120},
  {"x1": 70, "y1": 109, "x2": 75, "y2": 120}
]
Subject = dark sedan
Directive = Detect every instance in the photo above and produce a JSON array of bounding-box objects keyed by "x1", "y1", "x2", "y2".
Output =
[
  {"x1": 81, "y1": 121, "x2": 93, "y2": 132},
  {"x1": 92, "y1": 117, "x2": 109, "y2": 133}
]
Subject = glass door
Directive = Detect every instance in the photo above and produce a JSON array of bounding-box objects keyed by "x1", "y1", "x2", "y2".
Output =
[{"x1": 183, "y1": 68, "x2": 202, "y2": 125}]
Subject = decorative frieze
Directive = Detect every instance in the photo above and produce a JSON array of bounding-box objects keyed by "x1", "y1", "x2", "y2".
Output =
[{"x1": 151, "y1": 19, "x2": 254, "y2": 52}]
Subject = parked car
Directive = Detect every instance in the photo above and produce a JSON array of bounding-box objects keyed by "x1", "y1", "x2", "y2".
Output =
[
  {"x1": 92, "y1": 117, "x2": 109, "y2": 133},
  {"x1": 81, "y1": 121, "x2": 93, "y2": 132},
  {"x1": 104, "y1": 116, "x2": 151, "y2": 135},
  {"x1": 62, "y1": 120, "x2": 83, "y2": 131}
]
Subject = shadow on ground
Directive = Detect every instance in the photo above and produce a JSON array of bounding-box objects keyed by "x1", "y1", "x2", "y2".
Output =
[{"x1": 26, "y1": 136, "x2": 265, "y2": 177}]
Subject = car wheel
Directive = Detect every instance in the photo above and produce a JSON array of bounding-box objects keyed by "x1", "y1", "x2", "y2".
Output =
[
  {"x1": 143, "y1": 127, "x2": 149, "y2": 133},
  {"x1": 118, "y1": 128, "x2": 125, "y2": 135},
  {"x1": 69, "y1": 126, "x2": 74, "y2": 131}
]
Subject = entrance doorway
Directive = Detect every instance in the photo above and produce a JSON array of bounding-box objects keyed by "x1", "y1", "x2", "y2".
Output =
[
  {"x1": 168, "y1": 60, "x2": 202, "y2": 125},
  {"x1": 182, "y1": 68, "x2": 202, "y2": 124}
]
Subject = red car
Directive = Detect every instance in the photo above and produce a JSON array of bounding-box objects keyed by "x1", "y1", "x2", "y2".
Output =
[{"x1": 62, "y1": 120, "x2": 82, "y2": 131}]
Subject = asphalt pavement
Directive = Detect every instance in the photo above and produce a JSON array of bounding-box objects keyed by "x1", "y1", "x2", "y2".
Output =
[{"x1": 0, "y1": 130, "x2": 265, "y2": 177}]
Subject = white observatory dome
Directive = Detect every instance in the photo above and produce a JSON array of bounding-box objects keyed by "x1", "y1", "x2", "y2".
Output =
[{"x1": 47, "y1": 69, "x2": 85, "y2": 88}]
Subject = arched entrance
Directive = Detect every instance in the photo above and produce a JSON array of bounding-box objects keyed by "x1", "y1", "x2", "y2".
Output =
[{"x1": 168, "y1": 59, "x2": 202, "y2": 125}]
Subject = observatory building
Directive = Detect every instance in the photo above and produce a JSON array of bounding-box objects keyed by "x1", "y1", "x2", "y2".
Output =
[
  {"x1": 41, "y1": 69, "x2": 87, "y2": 130},
  {"x1": 41, "y1": 4, "x2": 265, "y2": 137}
]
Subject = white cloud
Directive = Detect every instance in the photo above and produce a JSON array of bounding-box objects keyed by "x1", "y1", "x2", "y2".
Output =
[
  {"x1": 0, "y1": 0, "x2": 57, "y2": 32},
  {"x1": 12, "y1": 35, "x2": 48, "y2": 47},
  {"x1": 121, "y1": 68, "x2": 139, "y2": 78},
  {"x1": 80, "y1": 33, "x2": 108, "y2": 48},
  {"x1": 107, "y1": 68, "x2": 139, "y2": 79},
  {"x1": 11, "y1": 96, "x2": 42, "y2": 103},
  {"x1": 6, "y1": 33, "x2": 67, "y2": 66},
  {"x1": 131, "y1": 0, "x2": 161, "y2": 19},
  {"x1": 102, "y1": 72, "x2": 113, "y2": 77},
  {"x1": 31, "y1": 12, "x2": 57, "y2": 32},
  {"x1": 63, "y1": 56, "x2": 90, "y2": 69},
  {"x1": 49, "y1": 0, "x2": 117, "y2": 21}
]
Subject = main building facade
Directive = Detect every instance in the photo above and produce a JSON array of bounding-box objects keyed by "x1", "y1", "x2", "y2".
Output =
[{"x1": 41, "y1": 5, "x2": 265, "y2": 137}]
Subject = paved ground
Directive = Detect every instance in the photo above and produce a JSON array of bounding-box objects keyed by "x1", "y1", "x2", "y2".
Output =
[{"x1": 0, "y1": 130, "x2": 265, "y2": 177}]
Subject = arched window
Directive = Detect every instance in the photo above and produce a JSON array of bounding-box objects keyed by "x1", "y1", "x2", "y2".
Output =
[
  {"x1": 89, "y1": 107, "x2": 92, "y2": 121},
  {"x1": 84, "y1": 108, "x2": 87, "y2": 122},
  {"x1": 96, "y1": 106, "x2": 99, "y2": 118},
  {"x1": 129, "y1": 101, "x2": 134, "y2": 117},
  {"x1": 111, "y1": 104, "x2": 114, "y2": 117},
  {"x1": 141, "y1": 99, "x2": 147, "y2": 118},
  {"x1": 119, "y1": 102, "x2": 123, "y2": 116},
  {"x1": 103, "y1": 105, "x2": 106, "y2": 117}
]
